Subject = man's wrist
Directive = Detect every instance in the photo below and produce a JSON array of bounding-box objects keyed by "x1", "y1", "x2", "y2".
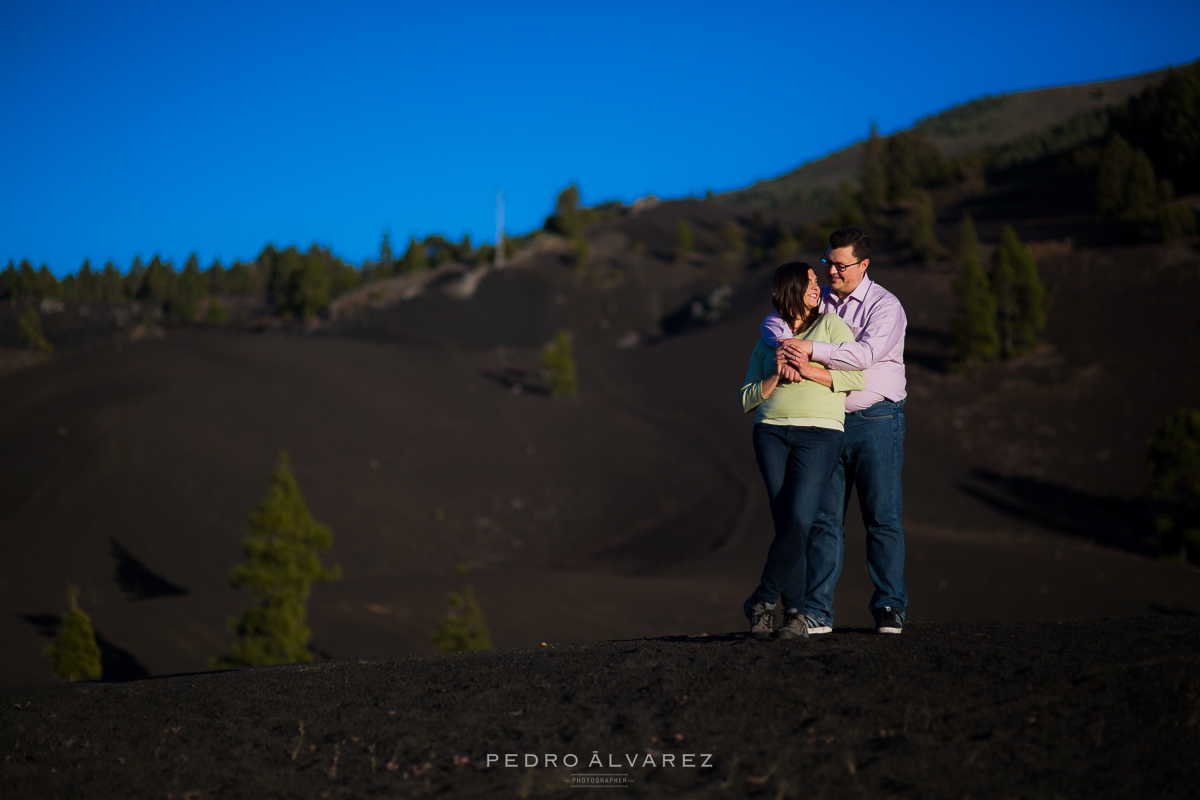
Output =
[{"x1": 809, "y1": 341, "x2": 832, "y2": 363}]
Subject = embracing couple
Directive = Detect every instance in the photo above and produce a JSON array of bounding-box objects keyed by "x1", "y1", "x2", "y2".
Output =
[{"x1": 740, "y1": 227, "x2": 907, "y2": 640}]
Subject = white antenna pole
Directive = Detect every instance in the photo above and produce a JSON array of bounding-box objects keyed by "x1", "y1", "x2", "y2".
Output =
[{"x1": 495, "y1": 190, "x2": 505, "y2": 269}]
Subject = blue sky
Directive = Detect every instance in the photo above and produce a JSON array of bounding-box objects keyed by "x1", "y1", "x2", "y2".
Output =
[{"x1": 3, "y1": 1, "x2": 1199, "y2": 275}]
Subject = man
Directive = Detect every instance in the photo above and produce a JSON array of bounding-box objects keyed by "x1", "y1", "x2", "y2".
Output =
[{"x1": 762, "y1": 227, "x2": 907, "y2": 634}]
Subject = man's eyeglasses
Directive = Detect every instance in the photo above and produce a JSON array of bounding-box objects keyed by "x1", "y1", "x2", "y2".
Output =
[{"x1": 821, "y1": 257, "x2": 864, "y2": 272}]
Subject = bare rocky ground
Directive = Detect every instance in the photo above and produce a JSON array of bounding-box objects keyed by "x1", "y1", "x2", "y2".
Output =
[{"x1": 2, "y1": 617, "x2": 1198, "y2": 799}]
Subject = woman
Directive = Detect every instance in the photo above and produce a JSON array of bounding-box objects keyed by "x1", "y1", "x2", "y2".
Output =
[{"x1": 740, "y1": 262, "x2": 863, "y2": 640}]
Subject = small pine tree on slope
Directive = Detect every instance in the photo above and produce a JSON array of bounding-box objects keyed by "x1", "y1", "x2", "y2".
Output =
[
  {"x1": 18, "y1": 308, "x2": 53, "y2": 355},
  {"x1": 213, "y1": 450, "x2": 342, "y2": 668},
  {"x1": 949, "y1": 213, "x2": 999, "y2": 371},
  {"x1": 674, "y1": 220, "x2": 695, "y2": 264},
  {"x1": 907, "y1": 191, "x2": 944, "y2": 264},
  {"x1": 991, "y1": 224, "x2": 1045, "y2": 358},
  {"x1": 540, "y1": 330, "x2": 578, "y2": 398},
  {"x1": 45, "y1": 586, "x2": 102, "y2": 681},
  {"x1": 1147, "y1": 408, "x2": 1200, "y2": 565},
  {"x1": 431, "y1": 587, "x2": 493, "y2": 652}
]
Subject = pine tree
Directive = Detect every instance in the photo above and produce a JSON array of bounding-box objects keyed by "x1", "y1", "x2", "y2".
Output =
[
  {"x1": 44, "y1": 586, "x2": 102, "y2": 682},
  {"x1": 1146, "y1": 407, "x2": 1200, "y2": 564},
  {"x1": 171, "y1": 253, "x2": 206, "y2": 321},
  {"x1": 18, "y1": 308, "x2": 52, "y2": 355},
  {"x1": 1124, "y1": 149, "x2": 1157, "y2": 225},
  {"x1": 402, "y1": 236, "x2": 427, "y2": 272},
  {"x1": 545, "y1": 184, "x2": 586, "y2": 244},
  {"x1": 36, "y1": 264, "x2": 62, "y2": 299},
  {"x1": 674, "y1": 219, "x2": 694, "y2": 264},
  {"x1": 718, "y1": 221, "x2": 745, "y2": 257},
  {"x1": 17, "y1": 259, "x2": 39, "y2": 297},
  {"x1": 285, "y1": 256, "x2": 329, "y2": 318},
  {"x1": 76, "y1": 259, "x2": 97, "y2": 301},
  {"x1": 991, "y1": 224, "x2": 1045, "y2": 357},
  {"x1": 540, "y1": 329, "x2": 578, "y2": 398},
  {"x1": 431, "y1": 586, "x2": 493, "y2": 652},
  {"x1": 833, "y1": 180, "x2": 865, "y2": 228},
  {"x1": 139, "y1": 255, "x2": 174, "y2": 301},
  {"x1": 949, "y1": 213, "x2": 999, "y2": 371},
  {"x1": 124, "y1": 256, "x2": 145, "y2": 299},
  {"x1": 555, "y1": 184, "x2": 580, "y2": 217},
  {"x1": 906, "y1": 191, "x2": 943, "y2": 264},
  {"x1": 571, "y1": 235, "x2": 590, "y2": 273},
  {"x1": 61, "y1": 274, "x2": 78, "y2": 301},
  {"x1": 1157, "y1": 200, "x2": 1198, "y2": 241},
  {"x1": 774, "y1": 227, "x2": 799, "y2": 261},
  {"x1": 213, "y1": 451, "x2": 342, "y2": 668},
  {"x1": 859, "y1": 122, "x2": 888, "y2": 213},
  {"x1": 101, "y1": 261, "x2": 124, "y2": 302},
  {"x1": 379, "y1": 229, "x2": 394, "y2": 276},
  {"x1": 989, "y1": 233, "x2": 1016, "y2": 356},
  {"x1": 0, "y1": 261, "x2": 16, "y2": 299},
  {"x1": 206, "y1": 258, "x2": 228, "y2": 295},
  {"x1": 204, "y1": 299, "x2": 229, "y2": 324},
  {"x1": 1096, "y1": 134, "x2": 1134, "y2": 214}
]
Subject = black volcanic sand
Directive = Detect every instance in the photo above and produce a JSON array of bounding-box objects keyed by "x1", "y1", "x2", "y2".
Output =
[
  {"x1": 3, "y1": 618, "x2": 1199, "y2": 799},
  {"x1": 3, "y1": 240, "x2": 1200, "y2": 688},
  {"x1": 3, "y1": 149, "x2": 1200, "y2": 691}
]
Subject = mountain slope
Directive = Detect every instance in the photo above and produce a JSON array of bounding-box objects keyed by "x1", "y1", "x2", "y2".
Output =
[{"x1": 721, "y1": 63, "x2": 1181, "y2": 210}]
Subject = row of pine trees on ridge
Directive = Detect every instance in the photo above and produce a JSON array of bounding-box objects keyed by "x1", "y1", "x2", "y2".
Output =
[
  {"x1": 0, "y1": 232, "x2": 506, "y2": 322},
  {"x1": 8, "y1": 64, "x2": 1197, "y2": 321}
]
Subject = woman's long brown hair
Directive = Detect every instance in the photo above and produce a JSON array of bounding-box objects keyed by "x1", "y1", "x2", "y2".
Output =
[{"x1": 771, "y1": 261, "x2": 821, "y2": 334}]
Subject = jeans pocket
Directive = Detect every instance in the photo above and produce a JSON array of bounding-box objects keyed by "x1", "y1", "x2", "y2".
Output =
[{"x1": 860, "y1": 402, "x2": 903, "y2": 421}]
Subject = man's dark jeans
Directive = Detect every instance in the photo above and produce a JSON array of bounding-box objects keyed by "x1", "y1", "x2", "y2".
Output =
[
  {"x1": 805, "y1": 400, "x2": 907, "y2": 627},
  {"x1": 746, "y1": 424, "x2": 844, "y2": 613}
]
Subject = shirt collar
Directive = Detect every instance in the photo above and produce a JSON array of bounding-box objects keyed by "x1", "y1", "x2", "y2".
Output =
[{"x1": 826, "y1": 275, "x2": 873, "y2": 306}]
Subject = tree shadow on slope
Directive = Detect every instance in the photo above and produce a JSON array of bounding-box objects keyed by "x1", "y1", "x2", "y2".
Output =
[
  {"x1": 20, "y1": 613, "x2": 151, "y2": 682},
  {"x1": 656, "y1": 284, "x2": 744, "y2": 342},
  {"x1": 110, "y1": 538, "x2": 188, "y2": 601},
  {"x1": 560, "y1": 488, "x2": 743, "y2": 575},
  {"x1": 957, "y1": 469, "x2": 1159, "y2": 556}
]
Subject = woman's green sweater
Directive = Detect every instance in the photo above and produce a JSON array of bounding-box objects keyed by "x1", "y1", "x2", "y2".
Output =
[{"x1": 740, "y1": 313, "x2": 865, "y2": 431}]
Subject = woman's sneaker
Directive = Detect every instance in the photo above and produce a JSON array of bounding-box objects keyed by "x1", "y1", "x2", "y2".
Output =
[
  {"x1": 774, "y1": 610, "x2": 808, "y2": 640},
  {"x1": 746, "y1": 601, "x2": 775, "y2": 639},
  {"x1": 873, "y1": 606, "x2": 903, "y2": 634},
  {"x1": 804, "y1": 616, "x2": 833, "y2": 635}
]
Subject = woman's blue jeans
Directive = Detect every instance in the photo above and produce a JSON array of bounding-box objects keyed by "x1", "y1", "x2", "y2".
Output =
[{"x1": 746, "y1": 424, "x2": 844, "y2": 614}]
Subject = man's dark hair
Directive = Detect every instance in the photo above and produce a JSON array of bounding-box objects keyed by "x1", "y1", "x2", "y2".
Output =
[{"x1": 829, "y1": 228, "x2": 871, "y2": 262}]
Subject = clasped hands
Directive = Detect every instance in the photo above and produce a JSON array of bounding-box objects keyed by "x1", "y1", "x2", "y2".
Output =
[{"x1": 775, "y1": 338, "x2": 812, "y2": 383}]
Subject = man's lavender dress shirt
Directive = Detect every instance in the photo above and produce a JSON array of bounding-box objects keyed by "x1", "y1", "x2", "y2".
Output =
[{"x1": 761, "y1": 276, "x2": 906, "y2": 412}]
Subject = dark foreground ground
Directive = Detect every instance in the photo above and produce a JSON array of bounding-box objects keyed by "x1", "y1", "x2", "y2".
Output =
[{"x1": 2, "y1": 617, "x2": 1198, "y2": 799}]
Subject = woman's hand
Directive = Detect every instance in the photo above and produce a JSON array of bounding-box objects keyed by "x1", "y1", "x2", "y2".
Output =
[{"x1": 775, "y1": 348, "x2": 803, "y2": 383}]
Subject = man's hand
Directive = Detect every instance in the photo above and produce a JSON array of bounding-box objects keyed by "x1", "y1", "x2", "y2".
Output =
[
  {"x1": 780, "y1": 338, "x2": 812, "y2": 369},
  {"x1": 784, "y1": 348, "x2": 809, "y2": 369},
  {"x1": 779, "y1": 338, "x2": 813, "y2": 357}
]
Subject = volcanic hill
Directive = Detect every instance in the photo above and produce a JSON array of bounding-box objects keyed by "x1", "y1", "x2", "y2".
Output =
[{"x1": 1, "y1": 62, "x2": 1199, "y2": 797}]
